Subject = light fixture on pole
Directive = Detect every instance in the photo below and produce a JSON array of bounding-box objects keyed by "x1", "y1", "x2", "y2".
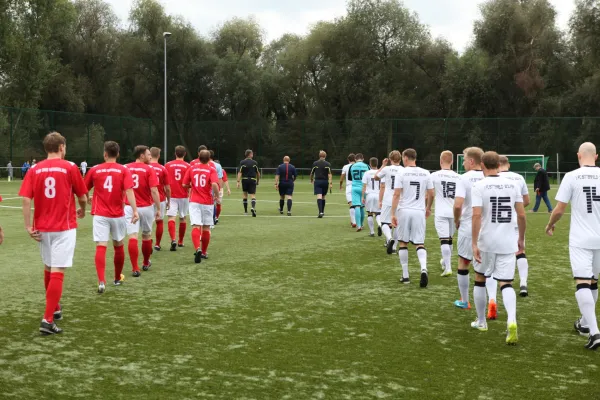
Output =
[{"x1": 163, "y1": 32, "x2": 172, "y2": 165}]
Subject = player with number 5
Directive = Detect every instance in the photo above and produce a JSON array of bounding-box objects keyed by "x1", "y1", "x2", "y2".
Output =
[
  {"x1": 165, "y1": 146, "x2": 190, "y2": 251},
  {"x1": 85, "y1": 141, "x2": 140, "y2": 293},
  {"x1": 19, "y1": 132, "x2": 89, "y2": 335}
]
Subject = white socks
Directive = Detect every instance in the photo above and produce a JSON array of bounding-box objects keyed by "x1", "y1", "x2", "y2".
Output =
[
  {"x1": 577, "y1": 285, "x2": 599, "y2": 335},
  {"x1": 501, "y1": 285, "x2": 517, "y2": 325},
  {"x1": 474, "y1": 283, "x2": 487, "y2": 324},
  {"x1": 458, "y1": 270, "x2": 470, "y2": 303},
  {"x1": 367, "y1": 216, "x2": 375, "y2": 234},
  {"x1": 349, "y1": 208, "x2": 356, "y2": 225},
  {"x1": 517, "y1": 255, "x2": 529, "y2": 287},
  {"x1": 382, "y1": 224, "x2": 392, "y2": 242},
  {"x1": 375, "y1": 215, "x2": 381, "y2": 227},
  {"x1": 441, "y1": 243, "x2": 452, "y2": 272},
  {"x1": 399, "y1": 248, "x2": 409, "y2": 279},
  {"x1": 486, "y1": 277, "x2": 498, "y2": 303},
  {"x1": 417, "y1": 248, "x2": 427, "y2": 272}
]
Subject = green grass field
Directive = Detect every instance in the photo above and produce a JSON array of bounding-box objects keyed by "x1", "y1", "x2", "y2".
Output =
[{"x1": 0, "y1": 179, "x2": 596, "y2": 399}]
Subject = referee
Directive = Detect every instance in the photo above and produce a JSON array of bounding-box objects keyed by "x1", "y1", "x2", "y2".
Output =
[
  {"x1": 237, "y1": 149, "x2": 260, "y2": 217},
  {"x1": 275, "y1": 156, "x2": 297, "y2": 216},
  {"x1": 310, "y1": 150, "x2": 332, "y2": 218}
]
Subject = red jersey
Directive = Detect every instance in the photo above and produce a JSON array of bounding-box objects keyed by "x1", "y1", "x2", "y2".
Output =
[
  {"x1": 85, "y1": 163, "x2": 133, "y2": 218},
  {"x1": 18, "y1": 159, "x2": 88, "y2": 232},
  {"x1": 183, "y1": 163, "x2": 219, "y2": 205},
  {"x1": 222, "y1": 169, "x2": 228, "y2": 182},
  {"x1": 125, "y1": 162, "x2": 159, "y2": 207},
  {"x1": 190, "y1": 158, "x2": 200, "y2": 167},
  {"x1": 150, "y1": 162, "x2": 169, "y2": 202},
  {"x1": 191, "y1": 158, "x2": 216, "y2": 172},
  {"x1": 165, "y1": 159, "x2": 190, "y2": 199}
]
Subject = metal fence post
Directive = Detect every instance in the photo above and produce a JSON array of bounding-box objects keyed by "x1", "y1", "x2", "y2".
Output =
[
  {"x1": 443, "y1": 118, "x2": 448, "y2": 149},
  {"x1": 9, "y1": 108, "x2": 13, "y2": 163},
  {"x1": 87, "y1": 124, "x2": 90, "y2": 162}
]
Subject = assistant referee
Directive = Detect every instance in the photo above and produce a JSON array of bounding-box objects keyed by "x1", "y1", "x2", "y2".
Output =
[
  {"x1": 275, "y1": 156, "x2": 297, "y2": 216},
  {"x1": 310, "y1": 150, "x2": 332, "y2": 218},
  {"x1": 237, "y1": 149, "x2": 260, "y2": 217}
]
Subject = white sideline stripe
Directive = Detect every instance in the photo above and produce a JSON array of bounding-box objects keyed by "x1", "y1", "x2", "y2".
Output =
[
  {"x1": 0, "y1": 197, "x2": 20, "y2": 201},
  {"x1": 0, "y1": 205, "x2": 23, "y2": 209},
  {"x1": 219, "y1": 214, "x2": 349, "y2": 218},
  {"x1": 221, "y1": 198, "x2": 349, "y2": 206}
]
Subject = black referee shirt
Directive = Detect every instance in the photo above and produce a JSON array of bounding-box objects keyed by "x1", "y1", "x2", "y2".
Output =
[
  {"x1": 311, "y1": 159, "x2": 331, "y2": 181},
  {"x1": 276, "y1": 163, "x2": 297, "y2": 183},
  {"x1": 240, "y1": 158, "x2": 259, "y2": 180}
]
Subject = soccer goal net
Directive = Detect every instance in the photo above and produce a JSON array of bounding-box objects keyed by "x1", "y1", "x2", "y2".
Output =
[{"x1": 456, "y1": 154, "x2": 548, "y2": 182}]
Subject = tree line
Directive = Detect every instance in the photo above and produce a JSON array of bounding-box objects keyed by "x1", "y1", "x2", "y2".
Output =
[{"x1": 1, "y1": 0, "x2": 599, "y2": 169}]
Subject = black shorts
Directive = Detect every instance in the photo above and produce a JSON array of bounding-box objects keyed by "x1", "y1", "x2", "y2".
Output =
[
  {"x1": 242, "y1": 179, "x2": 257, "y2": 194},
  {"x1": 278, "y1": 182, "x2": 294, "y2": 196},
  {"x1": 314, "y1": 180, "x2": 329, "y2": 196}
]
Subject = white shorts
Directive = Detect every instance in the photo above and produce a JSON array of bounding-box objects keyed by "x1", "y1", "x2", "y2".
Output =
[
  {"x1": 93, "y1": 216, "x2": 126, "y2": 242},
  {"x1": 190, "y1": 203, "x2": 214, "y2": 226},
  {"x1": 569, "y1": 246, "x2": 600, "y2": 280},
  {"x1": 366, "y1": 194, "x2": 381, "y2": 213},
  {"x1": 218, "y1": 188, "x2": 224, "y2": 203},
  {"x1": 381, "y1": 205, "x2": 394, "y2": 224},
  {"x1": 167, "y1": 198, "x2": 189, "y2": 218},
  {"x1": 397, "y1": 209, "x2": 426, "y2": 245},
  {"x1": 475, "y1": 252, "x2": 516, "y2": 281},
  {"x1": 346, "y1": 187, "x2": 352, "y2": 204},
  {"x1": 125, "y1": 205, "x2": 154, "y2": 235},
  {"x1": 39, "y1": 229, "x2": 76, "y2": 268},
  {"x1": 457, "y1": 222, "x2": 473, "y2": 261},
  {"x1": 435, "y1": 216, "x2": 455, "y2": 239}
]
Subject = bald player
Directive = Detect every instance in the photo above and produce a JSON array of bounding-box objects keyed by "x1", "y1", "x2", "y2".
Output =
[{"x1": 546, "y1": 142, "x2": 600, "y2": 349}]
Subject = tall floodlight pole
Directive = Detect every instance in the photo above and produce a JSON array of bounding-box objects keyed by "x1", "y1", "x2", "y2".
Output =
[{"x1": 163, "y1": 32, "x2": 172, "y2": 165}]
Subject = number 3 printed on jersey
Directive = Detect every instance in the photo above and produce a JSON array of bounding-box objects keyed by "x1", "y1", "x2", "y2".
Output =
[{"x1": 132, "y1": 174, "x2": 139, "y2": 189}]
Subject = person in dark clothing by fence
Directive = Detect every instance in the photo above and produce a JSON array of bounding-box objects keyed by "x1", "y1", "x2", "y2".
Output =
[{"x1": 532, "y1": 163, "x2": 553, "y2": 213}]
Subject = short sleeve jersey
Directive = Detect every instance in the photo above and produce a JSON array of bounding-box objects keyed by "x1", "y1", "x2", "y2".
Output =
[
  {"x1": 18, "y1": 159, "x2": 88, "y2": 232},
  {"x1": 348, "y1": 162, "x2": 370, "y2": 189},
  {"x1": 455, "y1": 170, "x2": 485, "y2": 222},
  {"x1": 165, "y1": 160, "x2": 190, "y2": 199},
  {"x1": 125, "y1": 162, "x2": 159, "y2": 208},
  {"x1": 85, "y1": 163, "x2": 133, "y2": 218},
  {"x1": 377, "y1": 165, "x2": 404, "y2": 207},
  {"x1": 150, "y1": 163, "x2": 169, "y2": 202},
  {"x1": 342, "y1": 164, "x2": 353, "y2": 189},
  {"x1": 362, "y1": 169, "x2": 381, "y2": 196},
  {"x1": 311, "y1": 160, "x2": 331, "y2": 181},
  {"x1": 190, "y1": 159, "x2": 200, "y2": 167},
  {"x1": 276, "y1": 163, "x2": 296, "y2": 183},
  {"x1": 499, "y1": 171, "x2": 529, "y2": 197},
  {"x1": 183, "y1": 164, "x2": 219, "y2": 205},
  {"x1": 555, "y1": 166, "x2": 600, "y2": 249},
  {"x1": 472, "y1": 176, "x2": 523, "y2": 254},
  {"x1": 394, "y1": 166, "x2": 433, "y2": 211},
  {"x1": 431, "y1": 169, "x2": 461, "y2": 218},
  {"x1": 240, "y1": 159, "x2": 259, "y2": 180}
]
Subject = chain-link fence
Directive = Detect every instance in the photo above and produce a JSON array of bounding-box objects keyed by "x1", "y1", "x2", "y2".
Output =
[{"x1": 1, "y1": 107, "x2": 599, "y2": 179}]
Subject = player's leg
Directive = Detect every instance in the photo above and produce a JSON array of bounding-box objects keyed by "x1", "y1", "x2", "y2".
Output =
[
  {"x1": 516, "y1": 252, "x2": 529, "y2": 296},
  {"x1": 242, "y1": 180, "x2": 249, "y2": 214},
  {"x1": 471, "y1": 253, "x2": 491, "y2": 331},
  {"x1": 315, "y1": 182, "x2": 324, "y2": 217},
  {"x1": 111, "y1": 217, "x2": 127, "y2": 286},
  {"x1": 347, "y1": 189, "x2": 356, "y2": 227},
  {"x1": 571, "y1": 247, "x2": 600, "y2": 349},
  {"x1": 250, "y1": 182, "x2": 257, "y2": 217},
  {"x1": 199, "y1": 204, "x2": 214, "y2": 258},
  {"x1": 495, "y1": 253, "x2": 518, "y2": 345},
  {"x1": 367, "y1": 212, "x2": 375, "y2": 236},
  {"x1": 279, "y1": 193, "x2": 285, "y2": 214},
  {"x1": 154, "y1": 201, "x2": 166, "y2": 251},
  {"x1": 92, "y1": 216, "x2": 110, "y2": 292},
  {"x1": 189, "y1": 203, "x2": 203, "y2": 263},
  {"x1": 286, "y1": 191, "x2": 293, "y2": 216},
  {"x1": 125, "y1": 205, "x2": 141, "y2": 276},
  {"x1": 167, "y1": 199, "x2": 179, "y2": 250},
  {"x1": 397, "y1": 210, "x2": 411, "y2": 283},
  {"x1": 380, "y1": 206, "x2": 394, "y2": 253},
  {"x1": 435, "y1": 216, "x2": 452, "y2": 276},
  {"x1": 216, "y1": 188, "x2": 223, "y2": 222},
  {"x1": 352, "y1": 190, "x2": 363, "y2": 230},
  {"x1": 486, "y1": 274, "x2": 498, "y2": 320},
  {"x1": 411, "y1": 211, "x2": 428, "y2": 288},
  {"x1": 455, "y1": 225, "x2": 472, "y2": 309},
  {"x1": 140, "y1": 207, "x2": 154, "y2": 271},
  {"x1": 178, "y1": 199, "x2": 188, "y2": 247}
]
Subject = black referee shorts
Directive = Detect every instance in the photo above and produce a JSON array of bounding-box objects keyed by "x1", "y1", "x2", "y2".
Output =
[
  {"x1": 242, "y1": 179, "x2": 257, "y2": 194},
  {"x1": 314, "y1": 180, "x2": 329, "y2": 195},
  {"x1": 278, "y1": 182, "x2": 294, "y2": 196}
]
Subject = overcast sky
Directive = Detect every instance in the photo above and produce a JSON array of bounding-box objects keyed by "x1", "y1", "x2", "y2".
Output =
[{"x1": 105, "y1": 0, "x2": 576, "y2": 53}]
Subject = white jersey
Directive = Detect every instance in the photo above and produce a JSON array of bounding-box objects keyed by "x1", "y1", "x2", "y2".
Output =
[
  {"x1": 81, "y1": 161, "x2": 88, "y2": 172},
  {"x1": 362, "y1": 169, "x2": 380, "y2": 196},
  {"x1": 431, "y1": 169, "x2": 460, "y2": 218},
  {"x1": 499, "y1": 171, "x2": 529, "y2": 196},
  {"x1": 395, "y1": 166, "x2": 433, "y2": 211},
  {"x1": 342, "y1": 164, "x2": 353, "y2": 189},
  {"x1": 472, "y1": 176, "x2": 523, "y2": 254},
  {"x1": 455, "y1": 170, "x2": 485, "y2": 222},
  {"x1": 556, "y1": 166, "x2": 600, "y2": 249},
  {"x1": 377, "y1": 165, "x2": 404, "y2": 207}
]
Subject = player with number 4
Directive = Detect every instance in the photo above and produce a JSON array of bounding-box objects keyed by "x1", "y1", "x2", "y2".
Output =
[
  {"x1": 125, "y1": 145, "x2": 161, "y2": 277},
  {"x1": 85, "y1": 141, "x2": 140, "y2": 293}
]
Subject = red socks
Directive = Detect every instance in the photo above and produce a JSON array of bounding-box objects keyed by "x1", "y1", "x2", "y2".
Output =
[
  {"x1": 155, "y1": 220, "x2": 164, "y2": 246},
  {"x1": 201, "y1": 230, "x2": 211, "y2": 255},
  {"x1": 216, "y1": 204, "x2": 222, "y2": 218},
  {"x1": 44, "y1": 272, "x2": 64, "y2": 322},
  {"x1": 128, "y1": 238, "x2": 139, "y2": 272},
  {"x1": 179, "y1": 222, "x2": 187, "y2": 245},
  {"x1": 95, "y1": 246, "x2": 107, "y2": 283},
  {"x1": 114, "y1": 245, "x2": 125, "y2": 281},
  {"x1": 44, "y1": 270, "x2": 51, "y2": 290},
  {"x1": 191, "y1": 227, "x2": 201, "y2": 250},
  {"x1": 141, "y1": 239, "x2": 153, "y2": 266},
  {"x1": 168, "y1": 220, "x2": 176, "y2": 241}
]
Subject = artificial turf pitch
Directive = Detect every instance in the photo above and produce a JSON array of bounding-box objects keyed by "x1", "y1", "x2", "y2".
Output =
[{"x1": 0, "y1": 179, "x2": 597, "y2": 399}]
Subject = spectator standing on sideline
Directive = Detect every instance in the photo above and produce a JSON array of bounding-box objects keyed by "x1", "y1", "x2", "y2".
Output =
[
  {"x1": 7, "y1": 161, "x2": 13, "y2": 181},
  {"x1": 81, "y1": 160, "x2": 88, "y2": 176},
  {"x1": 532, "y1": 163, "x2": 552, "y2": 213},
  {"x1": 22, "y1": 160, "x2": 30, "y2": 179}
]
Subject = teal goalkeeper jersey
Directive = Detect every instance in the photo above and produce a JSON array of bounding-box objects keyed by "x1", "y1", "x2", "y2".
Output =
[{"x1": 349, "y1": 161, "x2": 370, "y2": 190}]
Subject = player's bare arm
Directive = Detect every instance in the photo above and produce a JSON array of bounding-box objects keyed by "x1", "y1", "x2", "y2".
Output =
[
  {"x1": 328, "y1": 171, "x2": 333, "y2": 189},
  {"x1": 125, "y1": 188, "x2": 140, "y2": 224},
  {"x1": 546, "y1": 201, "x2": 567, "y2": 236},
  {"x1": 378, "y1": 182, "x2": 386, "y2": 208},
  {"x1": 22, "y1": 197, "x2": 41, "y2": 242},
  {"x1": 76, "y1": 194, "x2": 88, "y2": 219},
  {"x1": 236, "y1": 169, "x2": 242, "y2": 189},
  {"x1": 454, "y1": 197, "x2": 464, "y2": 229},
  {"x1": 425, "y1": 188, "x2": 434, "y2": 218},
  {"x1": 151, "y1": 187, "x2": 161, "y2": 220},
  {"x1": 274, "y1": 173, "x2": 279, "y2": 189},
  {"x1": 523, "y1": 194, "x2": 530, "y2": 208},
  {"x1": 0, "y1": 225, "x2": 4, "y2": 245},
  {"x1": 339, "y1": 172, "x2": 345, "y2": 190},
  {"x1": 374, "y1": 159, "x2": 388, "y2": 181},
  {"x1": 515, "y1": 201, "x2": 526, "y2": 251},
  {"x1": 471, "y1": 206, "x2": 482, "y2": 263},
  {"x1": 212, "y1": 182, "x2": 220, "y2": 198},
  {"x1": 390, "y1": 188, "x2": 402, "y2": 227},
  {"x1": 361, "y1": 183, "x2": 367, "y2": 204},
  {"x1": 165, "y1": 184, "x2": 171, "y2": 210},
  {"x1": 225, "y1": 181, "x2": 231, "y2": 196}
]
